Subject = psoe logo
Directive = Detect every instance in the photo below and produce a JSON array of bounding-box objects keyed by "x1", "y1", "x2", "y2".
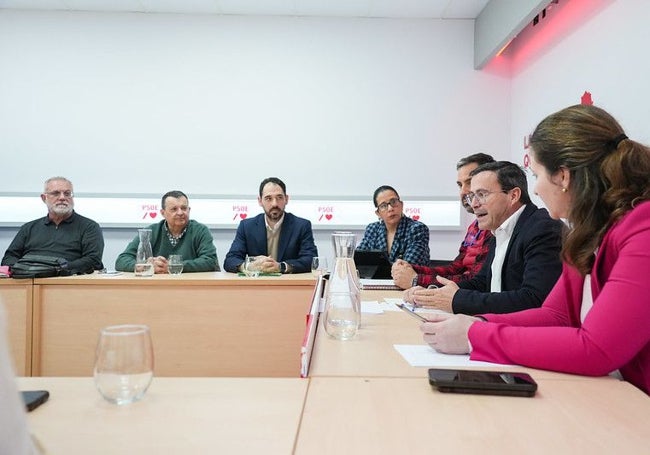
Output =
[
  {"x1": 141, "y1": 204, "x2": 158, "y2": 220},
  {"x1": 405, "y1": 207, "x2": 420, "y2": 221},
  {"x1": 318, "y1": 206, "x2": 333, "y2": 221},
  {"x1": 232, "y1": 205, "x2": 248, "y2": 221}
]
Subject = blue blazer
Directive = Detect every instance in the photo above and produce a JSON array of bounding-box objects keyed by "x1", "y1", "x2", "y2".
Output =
[
  {"x1": 224, "y1": 212, "x2": 318, "y2": 273},
  {"x1": 452, "y1": 203, "x2": 564, "y2": 315}
]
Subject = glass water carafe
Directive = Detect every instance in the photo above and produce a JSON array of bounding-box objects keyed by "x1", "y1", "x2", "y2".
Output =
[
  {"x1": 323, "y1": 232, "x2": 361, "y2": 340},
  {"x1": 134, "y1": 229, "x2": 154, "y2": 277}
]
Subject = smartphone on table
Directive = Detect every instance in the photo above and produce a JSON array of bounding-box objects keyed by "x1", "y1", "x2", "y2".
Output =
[
  {"x1": 22, "y1": 390, "x2": 50, "y2": 411},
  {"x1": 428, "y1": 369, "x2": 537, "y2": 397},
  {"x1": 396, "y1": 303, "x2": 428, "y2": 322}
]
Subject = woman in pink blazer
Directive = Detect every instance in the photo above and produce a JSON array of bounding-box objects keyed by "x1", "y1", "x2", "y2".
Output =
[{"x1": 420, "y1": 104, "x2": 650, "y2": 394}]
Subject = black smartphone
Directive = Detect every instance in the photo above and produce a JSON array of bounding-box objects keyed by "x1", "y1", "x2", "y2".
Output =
[
  {"x1": 22, "y1": 390, "x2": 50, "y2": 412},
  {"x1": 396, "y1": 303, "x2": 428, "y2": 322},
  {"x1": 428, "y1": 369, "x2": 537, "y2": 397}
]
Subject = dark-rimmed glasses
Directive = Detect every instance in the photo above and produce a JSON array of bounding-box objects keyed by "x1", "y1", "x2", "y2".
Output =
[{"x1": 376, "y1": 198, "x2": 402, "y2": 212}]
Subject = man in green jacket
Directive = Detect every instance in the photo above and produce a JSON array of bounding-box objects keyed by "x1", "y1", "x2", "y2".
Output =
[{"x1": 115, "y1": 190, "x2": 219, "y2": 273}]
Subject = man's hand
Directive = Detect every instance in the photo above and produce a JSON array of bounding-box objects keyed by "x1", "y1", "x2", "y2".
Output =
[
  {"x1": 151, "y1": 256, "x2": 169, "y2": 274},
  {"x1": 411, "y1": 276, "x2": 459, "y2": 313},
  {"x1": 403, "y1": 285, "x2": 425, "y2": 304},
  {"x1": 256, "y1": 255, "x2": 281, "y2": 273}
]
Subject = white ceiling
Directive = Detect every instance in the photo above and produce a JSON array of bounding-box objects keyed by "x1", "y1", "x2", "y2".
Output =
[{"x1": 0, "y1": 0, "x2": 490, "y2": 19}]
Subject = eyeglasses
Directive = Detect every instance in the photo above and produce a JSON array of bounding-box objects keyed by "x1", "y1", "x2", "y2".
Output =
[
  {"x1": 44, "y1": 190, "x2": 74, "y2": 198},
  {"x1": 464, "y1": 189, "x2": 508, "y2": 205},
  {"x1": 376, "y1": 198, "x2": 402, "y2": 212}
]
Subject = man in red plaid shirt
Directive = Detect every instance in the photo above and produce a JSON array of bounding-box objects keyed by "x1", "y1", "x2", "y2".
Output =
[{"x1": 392, "y1": 153, "x2": 495, "y2": 289}]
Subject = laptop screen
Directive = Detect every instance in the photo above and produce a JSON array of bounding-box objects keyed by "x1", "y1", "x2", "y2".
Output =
[{"x1": 353, "y1": 250, "x2": 392, "y2": 279}]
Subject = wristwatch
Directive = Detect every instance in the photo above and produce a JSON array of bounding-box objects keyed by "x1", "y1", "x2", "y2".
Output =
[
  {"x1": 280, "y1": 262, "x2": 289, "y2": 274},
  {"x1": 411, "y1": 276, "x2": 419, "y2": 288}
]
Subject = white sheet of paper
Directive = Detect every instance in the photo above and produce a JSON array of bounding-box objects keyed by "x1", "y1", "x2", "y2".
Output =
[
  {"x1": 361, "y1": 301, "x2": 385, "y2": 314},
  {"x1": 394, "y1": 344, "x2": 516, "y2": 368},
  {"x1": 361, "y1": 300, "x2": 410, "y2": 313},
  {"x1": 382, "y1": 298, "x2": 404, "y2": 311}
]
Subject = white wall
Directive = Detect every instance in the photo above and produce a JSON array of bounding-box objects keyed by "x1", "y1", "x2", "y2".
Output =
[
  {"x1": 6, "y1": 3, "x2": 650, "y2": 269},
  {"x1": 1, "y1": 11, "x2": 507, "y2": 267},
  {"x1": 506, "y1": 0, "x2": 650, "y2": 177},
  {"x1": 0, "y1": 11, "x2": 510, "y2": 197}
]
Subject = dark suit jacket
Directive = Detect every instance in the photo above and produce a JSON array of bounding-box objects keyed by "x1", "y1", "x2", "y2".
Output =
[
  {"x1": 223, "y1": 212, "x2": 318, "y2": 273},
  {"x1": 452, "y1": 203, "x2": 563, "y2": 315}
]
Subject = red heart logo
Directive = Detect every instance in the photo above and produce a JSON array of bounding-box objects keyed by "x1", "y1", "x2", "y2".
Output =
[
  {"x1": 150, "y1": 212, "x2": 157, "y2": 219},
  {"x1": 412, "y1": 215, "x2": 420, "y2": 221},
  {"x1": 240, "y1": 213, "x2": 247, "y2": 219},
  {"x1": 325, "y1": 214, "x2": 333, "y2": 220}
]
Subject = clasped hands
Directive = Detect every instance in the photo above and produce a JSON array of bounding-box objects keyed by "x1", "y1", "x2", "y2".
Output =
[
  {"x1": 150, "y1": 256, "x2": 169, "y2": 274},
  {"x1": 391, "y1": 259, "x2": 418, "y2": 289},
  {"x1": 402, "y1": 275, "x2": 459, "y2": 313},
  {"x1": 247, "y1": 255, "x2": 281, "y2": 273}
]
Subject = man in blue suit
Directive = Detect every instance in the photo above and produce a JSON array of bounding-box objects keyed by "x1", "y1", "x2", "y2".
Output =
[{"x1": 224, "y1": 177, "x2": 318, "y2": 274}]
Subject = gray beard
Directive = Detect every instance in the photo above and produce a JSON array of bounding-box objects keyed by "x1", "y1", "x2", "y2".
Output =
[{"x1": 51, "y1": 204, "x2": 73, "y2": 216}]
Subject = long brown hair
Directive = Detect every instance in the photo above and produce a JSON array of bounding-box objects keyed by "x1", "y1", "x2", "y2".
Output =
[{"x1": 530, "y1": 104, "x2": 650, "y2": 274}]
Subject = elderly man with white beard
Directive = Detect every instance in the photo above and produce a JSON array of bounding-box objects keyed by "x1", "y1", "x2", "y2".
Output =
[{"x1": 1, "y1": 176, "x2": 104, "y2": 274}]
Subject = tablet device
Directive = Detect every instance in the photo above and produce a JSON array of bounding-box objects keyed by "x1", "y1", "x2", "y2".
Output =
[
  {"x1": 354, "y1": 250, "x2": 392, "y2": 279},
  {"x1": 428, "y1": 369, "x2": 537, "y2": 397}
]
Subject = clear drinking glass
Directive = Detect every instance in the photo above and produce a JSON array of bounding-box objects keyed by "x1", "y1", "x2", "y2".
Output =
[
  {"x1": 94, "y1": 324, "x2": 154, "y2": 405},
  {"x1": 311, "y1": 256, "x2": 328, "y2": 277},
  {"x1": 244, "y1": 255, "x2": 261, "y2": 278},
  {"x1": 168, "y1": 255, "x2": 183, "y2": 275}
]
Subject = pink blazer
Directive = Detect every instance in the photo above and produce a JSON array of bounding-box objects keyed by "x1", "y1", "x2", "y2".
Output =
[{"x1": 469, "y1": 201, "x2": 650, "y2": 394}]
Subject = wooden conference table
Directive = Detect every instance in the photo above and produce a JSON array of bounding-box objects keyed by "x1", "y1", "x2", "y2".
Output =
[
  {"x1": 309, "y1": 290, "x2": 590, "y2": 381},
  {"x1": 20, "y1": 375, "x2": 650, "y2": 454},
  {"x1": 20, "y1": 376, "x2": 308, "y2": 455},
  {"x1": 19, "y1": 286, "x2": 650, "y2": 453},
  {"x1": 3, "y1": 272, "x2": 316, "y2": 377},
  {"x1": 295, "y1": 376, "x2": 650, "y2": 454},
  {"x1": 0, "y1": 278, "x2": 32, "y2": 376},
  {"x1": 297, "y1": 289, "x2": 650, "y2": 451}
]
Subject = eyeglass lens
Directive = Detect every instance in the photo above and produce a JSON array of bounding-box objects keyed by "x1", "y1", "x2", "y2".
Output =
[
  {"x1": 465, "y1": 191, "x2": 487, "y2": 204},
  {"x1": 378, "y1": 198, "x2": 400, "y2": 211},
  {"x1": 46, "y1": 191, "x2": 73, "y2": 198}
]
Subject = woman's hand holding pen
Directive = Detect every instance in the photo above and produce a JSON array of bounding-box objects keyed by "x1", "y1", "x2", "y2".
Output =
[
  {"x1": 420, "y1": 312, "x2": 478, "y2": 354},
  {"x1": 410, "y1": 276, "x2": 458, "y2": 313}
]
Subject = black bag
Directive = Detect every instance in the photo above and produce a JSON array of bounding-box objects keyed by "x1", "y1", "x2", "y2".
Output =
[{"x1": 10, "y1": 254, "x2": 71, "y2": 279}]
